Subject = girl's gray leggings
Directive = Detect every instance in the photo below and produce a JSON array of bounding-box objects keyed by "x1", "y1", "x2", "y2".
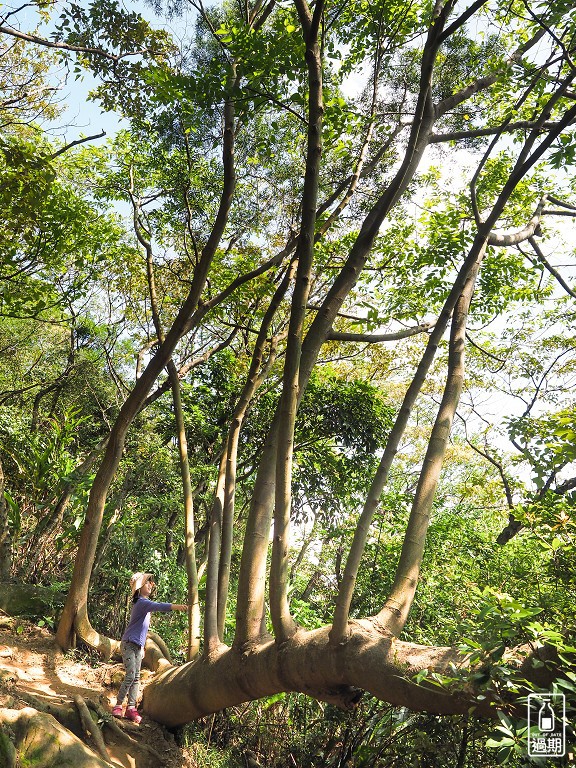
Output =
[{"x1": 117, "y1": 640, "x2": 144, "y2": 707}]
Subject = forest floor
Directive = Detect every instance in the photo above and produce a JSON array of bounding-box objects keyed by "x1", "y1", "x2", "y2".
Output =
[{"x1": 0, "y1": 615, "x2": 197, "y2": 768}]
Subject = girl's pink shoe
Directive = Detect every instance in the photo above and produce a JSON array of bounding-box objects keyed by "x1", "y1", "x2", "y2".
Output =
[
  {"x1": 112, "y1": 705, "x2": 123, "y2": 718},
  {"x1": 125, "y1": 707, "x2": 142, "y2": 724}
]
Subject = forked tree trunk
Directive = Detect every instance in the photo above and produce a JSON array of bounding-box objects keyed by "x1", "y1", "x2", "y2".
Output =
[{"x1": 142, "y1": 619, "x2": 559, "y2": 727}]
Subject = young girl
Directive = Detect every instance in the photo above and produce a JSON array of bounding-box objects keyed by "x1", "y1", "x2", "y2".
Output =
[{"x1": 112, "y1": 571, "x2": 187, "y2": 723}]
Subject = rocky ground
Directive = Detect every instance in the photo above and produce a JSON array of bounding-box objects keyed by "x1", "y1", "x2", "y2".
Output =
[{"x1": 0, "y1": 614, "x2": 196, "y2": 767}]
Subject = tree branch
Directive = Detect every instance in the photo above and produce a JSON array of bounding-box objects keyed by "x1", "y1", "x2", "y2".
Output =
[
  {"x1": 329, "y1": 237, "x2": 487, "y2": 645},
  {"x1": 430, "y1": 120, "x2": 566, "y2": 143},
  {"x1": 527, "y1": 236, "x2": 576, "y2": 298},
  {"x1": 0, "y1": 24, "x2": 148, "y2": 62},
  {"x1": 555, "y1": 476, "x2": 576, "y2": 495},
  {"x1": 326, "y1": 322, "x2": 434, "y2": 343},
  {"x1": 487, "y1": 195, "x2": 547, "y2": 246},
  {"x1": 270, "y1": 0, "x2": 324, "y2": 643},
  {"x1": 465, "y1": 435, "x2": 515, "y2": 509},
  {"x1": 376, "y1": 250, "x2": 479, "y2": 637},
  {"x1": 49, "y1": 131, "x2": 106, "y2": 160},
  {"x1": 437, "y1": 0, "x2": 489, "y2": 45},
  {"x1": 548, "y1": 194, "x2": 576, "y2": 211},
  {"x1": 140, "y1": 330, "x2": 239, "y2": 411}
]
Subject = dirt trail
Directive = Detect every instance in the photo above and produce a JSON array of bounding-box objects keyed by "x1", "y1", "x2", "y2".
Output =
[{"x1": 0, "y1": 617, "x2": 193, "y2": 768}]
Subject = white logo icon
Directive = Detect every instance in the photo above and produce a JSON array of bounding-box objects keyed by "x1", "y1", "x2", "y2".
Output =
[
  {"x1": 538, "y1": 699, "x2": 555, "y2": 732},
  {"x1": 528, "y1": 693, "x2": 565, "y2": 758}
]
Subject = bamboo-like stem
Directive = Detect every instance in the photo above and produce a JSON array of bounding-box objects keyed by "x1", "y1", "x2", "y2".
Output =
[
  {"x1": 133, "y1": 187, "x2": 201, "y2": 661},
  {"x1": 234, "y1": 412, "x2": 280, "y2": 646},
  {"x1": 168, "y1": 360, "x2": 201, "y2": 660}
]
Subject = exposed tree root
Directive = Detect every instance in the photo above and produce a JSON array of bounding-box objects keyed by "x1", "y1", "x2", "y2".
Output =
[
  {"x1": 84, "y1": 699, "x2": 166, "y2": 763},
  {"x1": 0, "y1": 613, "x2": 14, "y2": 630},
  {"x1": 0, "y1": 707, "x2": 113, "y2": 768},
  {"x1": 0, "y1": 678, "x2": 166, "y2": 766},
  {"x1": 148, "y1": 630, "x2": 173, "y2": 663},
  {"x1": 0, "y1": 611, "x2": 186, "y2": 766},
  {"x1": 67, "y1": 608, "x2": 173, "y2": 675},
  {"x1": 8, "y1": 686, "x2": 85, "y2": 735},
  {"x1": 74, "y1": 694, "x2": 112, "y2": 763}
]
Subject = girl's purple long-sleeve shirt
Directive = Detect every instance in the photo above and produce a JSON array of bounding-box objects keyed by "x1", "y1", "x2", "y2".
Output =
[{"x1": 121, "y1": 597, "x2": 172, "y2": 647}]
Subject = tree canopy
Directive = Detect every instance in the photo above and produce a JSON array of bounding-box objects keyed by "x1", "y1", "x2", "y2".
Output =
[{"x1": 1, "y1": 0, "x2": 575, "y2": 763}]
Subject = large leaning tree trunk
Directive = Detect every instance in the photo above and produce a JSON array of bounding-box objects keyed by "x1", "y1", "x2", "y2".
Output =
[
  {"x1": 41, "y1": 0, "x2": 575, "y2": 726},
  {"x1": 144, "y1": 36, "x2": 576, "y2": 730}
]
